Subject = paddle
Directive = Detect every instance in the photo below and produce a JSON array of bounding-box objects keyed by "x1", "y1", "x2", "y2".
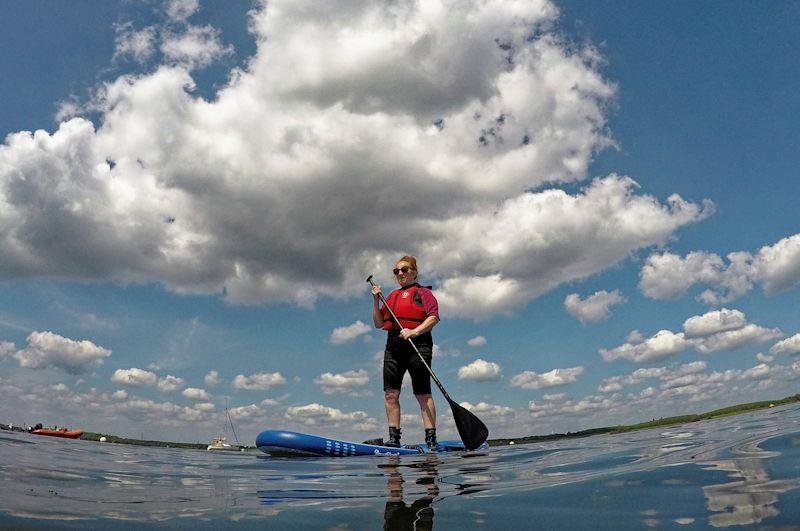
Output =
[{"x1": 367, "y1": 275, "x2": 489, "y2": 450}]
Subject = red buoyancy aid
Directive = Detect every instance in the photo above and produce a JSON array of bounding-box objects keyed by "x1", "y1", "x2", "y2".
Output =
[{"x1": 381, "y1": 285, "x2": 429, "y2": 330}]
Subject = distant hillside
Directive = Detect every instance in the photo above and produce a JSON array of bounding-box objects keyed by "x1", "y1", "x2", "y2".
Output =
[
  {"x1": 80, "y1": 432, "x2": 207, "y2": 450},
  {"x1": 487, "y1": 393, "x2": 800, "y2": 447}
]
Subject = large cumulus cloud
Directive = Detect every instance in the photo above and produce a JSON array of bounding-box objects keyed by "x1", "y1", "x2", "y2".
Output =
[
  {"x1": 0, "y1": 0, "x2": 710, "y2": 318},
  {"x1": 639, "y1": 233, "x2": 800, "y2": 305},
  {"x1": 11, "y1": 331, "x2": 111, "y2": 374},
  {"x1": 600, "y1": 308, "x2": 782, "y2": 364}
]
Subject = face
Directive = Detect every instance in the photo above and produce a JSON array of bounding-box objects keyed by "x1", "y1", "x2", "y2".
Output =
[{"x1": 393, "y1": 261, "x2": 417, "y2": 287}]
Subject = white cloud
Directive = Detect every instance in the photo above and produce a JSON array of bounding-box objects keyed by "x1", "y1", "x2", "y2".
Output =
[
  {"x1": 330, "y1": 320, "x2": 371, "y2": 344},
  {"x1": 598, "y1": 361, "x2": 707, "y2": 393},
  {"x1": 284, "y1": 402, "x2": 372, "y2": 428},
  {"x1": 739, "y1": 363, "x2": 771, "y2": 381},
  {"x1": 232, "y1": 371, "x2": 286, "y2": 391},
  {"x1": 682, "y1": 308, "x2": 782, "y2": 353},
  {"x1": 223, "y1": 399, "x2": 280, "y2": 421},
  {"x1": 194, "y1": 402, "x2": 215, "y2": 413},
  {"x1": 542, "y1": 393, "x2": 568, "y2": 401},
  {"x1": 639, "y1": 251, "x2": 732, "y2": 301},
  {"x1": 111, "y1": 389, "x2": 128, "y2": 400},
  {"x1": 160, "y1": 25, "x2": 232, "y2": 70},
  {"x1": 665, "y1": 361, "x2": 707, "y2": 376},
  {"x1": 50, "y1": 383, "x2": 70, "y2": 394},
  {"x1": 770, "y1": 333, "x2": 800, "y2": 355},
  {"x1": 229, "y1": 403, "x2": 262, "y2": 420},
  {"x1": 165, "y1": 0, "x2": 199, "y2": 22},
  {"x1": 692, "y1": 323, "x2": 782, "y2": 354},
  {"x1": 0, "y1": 0, "x2": 711, "y2": 320},
  {"x1": 600, "y1": 330, "x2": 687, "y2": 363},
  {"x1": 755, "y1": 233, "x2": 800, "y2": 294},
  {"x1": 510, "y1": 366, "x2": 584, "y2": 389},
  {"x1": 54, "y1": 99, "x2": 83, "y2": 123},
  {"x1": 115, "y1": 396, "x2": 214, "y2": 423},
  {"x1": 436, "y1": 275, "x2": 527, "y2": 320},
  {"x1": 314, "y1": 369, "x2": 370, "y2": 394},
  {"x1": 111, "y1": 367, "x2": 158, "y2": 387},
  {"x1": 467, "y1": 336, "x2": 487, "y2": 347},
  {"x1": 459, "y1": 401, "x2": 514, "y2": 418},
  {"x1": 756, "y1": 352, "x2": 774, "y2": 363},
  {"x1": 601, "y1": 309, "x2": 781, "y2": 363},
  {"x1": 683, "y1": 308, "x2": 748, "y2": 339},
  {"x1": 113, "y1": 22, "x2": 157, "y2": 64},
  {"x1": 625, "y1": 330, "x2": 644, "y2": 344},
  {"x1": 433, "y1": 177, "x2": 711, "y2": 319},
  {"x1": 564, "y1": 289, "x2": 625, "y2": 323},
  {"x1": 457, "y1": 358, "x2": 502, "y2": 381},
  {"x1": 598, "y1": 366, "x2": 671, "y2": 393},
  {"x1": 157, "y1": 374, "x2": 185, "y2": 392},
  {"x1": 640, "y1": 233, "x2": 800, "y2": 304},
  {"x1": 0, "y1": 340, "x2": 14, "y2": 358},
  {"x1": 528, "y1": 393, "x2": 612, "y2": 418},
  {"x1": 113, "y1": 1, "x2": 224, "y2": 71},
  {"x1": 204, "y1": 370, "x2": 219, "y2": 386},
  {"x1": 182, "y1": 387, "x2": 211, "y2": 401},
  {"x1": 13, "y1": 331, "x2": 111, "y2": 374}
]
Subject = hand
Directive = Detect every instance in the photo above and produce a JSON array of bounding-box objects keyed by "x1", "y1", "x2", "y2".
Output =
[
  {"x1": 371, "y1": 285, "x2": 382, "y2": 299},
  {"x1": 399, "y1": 328, "x2": 416, "y2": 340}
]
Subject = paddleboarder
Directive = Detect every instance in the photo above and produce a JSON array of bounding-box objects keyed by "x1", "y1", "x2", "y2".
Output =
[{"x1": 371, "y1": 255, "x2": 440, "y2": 449}]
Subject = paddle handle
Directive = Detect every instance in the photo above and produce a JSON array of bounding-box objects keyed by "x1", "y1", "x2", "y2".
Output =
[{"x1": 366, "y1": 275, "x2": 451, "y2": 401}]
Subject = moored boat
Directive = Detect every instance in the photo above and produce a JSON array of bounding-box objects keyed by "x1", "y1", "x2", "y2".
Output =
[
  {"x1": 207, "y1": 400, "x2": 243, "y2": 451},
  {"x1": 32, "y1": 428, "x2": 83, "y2": 439},
  {"x1": 207, "y1": 435, "x2": 242, "y2": 451}
]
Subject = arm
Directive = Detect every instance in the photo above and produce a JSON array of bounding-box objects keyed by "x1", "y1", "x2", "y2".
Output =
[
  {"x1": 399, "y1": 314, "x2": 439, "y2": 340},
  {"x1": 371, "y1": 285, "x2": 385, "y2": 328},
  {"x1": 400, "y1": 286, "x2": 440, "y2": 339}
]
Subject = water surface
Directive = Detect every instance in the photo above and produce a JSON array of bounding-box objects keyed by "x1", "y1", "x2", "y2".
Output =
[{"x1": 1, "y1": 405, "x2": 799, "y2": 529}]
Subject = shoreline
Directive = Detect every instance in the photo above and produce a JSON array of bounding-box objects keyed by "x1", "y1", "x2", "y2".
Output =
[
  {"x1": 487, "y1": 393, "x2": 800, "y2": 446},
  {"x1": 79, "y1": 433, "x2": 213, "y2": 450},
  {"x1": 4, "y1": 393, "x2": 798, "y2": 450}
]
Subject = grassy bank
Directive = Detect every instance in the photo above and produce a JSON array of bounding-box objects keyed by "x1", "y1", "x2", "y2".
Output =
[
  {"x1": 487, "y1": 393, "x2": 800, "y2": 447},
  {"x1": 80, "y1": 432, "x2": 207, "y2": 450}
]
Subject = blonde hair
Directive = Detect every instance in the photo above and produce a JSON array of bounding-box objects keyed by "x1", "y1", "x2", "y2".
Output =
[{"x1": 396, "y1": 255, "x2": 418, "y2": 271}]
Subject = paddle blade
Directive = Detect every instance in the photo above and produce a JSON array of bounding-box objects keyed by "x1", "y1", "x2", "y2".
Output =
[{"x1": 448, "y1": 398, "x2": 489, "y2": 450}]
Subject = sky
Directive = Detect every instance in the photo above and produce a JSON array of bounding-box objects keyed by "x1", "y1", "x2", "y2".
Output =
[{"x1": 1, "y1": 0, "x2": 799, "y2": 445}]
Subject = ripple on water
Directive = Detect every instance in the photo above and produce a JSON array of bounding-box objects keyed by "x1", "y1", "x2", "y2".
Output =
[{"x1": 1, "y1": 405, "x2": 800, "y2": 528}]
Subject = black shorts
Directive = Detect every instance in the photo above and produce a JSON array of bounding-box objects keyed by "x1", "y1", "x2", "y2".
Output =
[{"x1": 383, "y1": 332, "x2": 433, "y2": 395}]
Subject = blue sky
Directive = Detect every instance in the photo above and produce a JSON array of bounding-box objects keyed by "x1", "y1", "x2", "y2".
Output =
[{"x1": 1, "y1": 0, "x2": 799, "y2": 445}]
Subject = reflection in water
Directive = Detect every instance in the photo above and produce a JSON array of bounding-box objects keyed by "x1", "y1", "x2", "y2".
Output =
[
  {"x1": 381, "y1": 455, "x2": 440, "y2": 530},
  {"x1": 701, "y1": 440, "x2": 800, "y2": 527}
]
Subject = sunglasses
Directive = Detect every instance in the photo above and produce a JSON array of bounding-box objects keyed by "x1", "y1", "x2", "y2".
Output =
[{"x1": 393, "y1": 266, "x2": 414, "y2": 275}]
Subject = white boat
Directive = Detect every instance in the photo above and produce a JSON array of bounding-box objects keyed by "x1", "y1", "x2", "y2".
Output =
[
  {"x1": 207, "y1": 435, "x2": 241, "y2": 451},
  {"x1": 207, "y1": 401, "x2": 243, "y2": 451}
]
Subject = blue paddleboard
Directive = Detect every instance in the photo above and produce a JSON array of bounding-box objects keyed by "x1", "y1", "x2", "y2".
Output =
[{"x1": 255, "y1": 430, "x2": 487, "y2": 457}]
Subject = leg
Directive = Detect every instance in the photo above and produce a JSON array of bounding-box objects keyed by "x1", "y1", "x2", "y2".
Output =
[
  {"x1": 385, "y1": 389, "x2": 401, "y2": 427},
  {"x1": 414, "y1": 393, "x2": 436, "y2": 429},
  {"x1": 385, "y1": 389, "x2": 402, "y2": 447},
  {"x1": 408, "y1": 344, "x2": 435, "y2": 429},
  {"x1": 383, "y1": 340, "x2": 406, "y2": 431},
  {"x1": 408, "y1": 343, "x2": 437, "y2": 449}
]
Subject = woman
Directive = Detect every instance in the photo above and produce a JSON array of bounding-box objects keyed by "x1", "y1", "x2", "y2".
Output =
[{"x1": 371, "y1": 255, "x2": 440, "y2": 449}]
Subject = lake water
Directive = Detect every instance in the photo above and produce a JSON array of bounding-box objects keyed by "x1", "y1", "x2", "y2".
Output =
[{"x1": 1, "y1": 404, "x2": 799, "y2": 529}]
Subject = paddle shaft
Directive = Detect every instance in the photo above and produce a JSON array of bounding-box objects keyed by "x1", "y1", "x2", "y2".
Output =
[{"x1": 367, "y1": 276, "x2": 453, "y2": 402}]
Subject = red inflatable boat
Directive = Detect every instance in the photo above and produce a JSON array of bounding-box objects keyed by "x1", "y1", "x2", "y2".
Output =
[{"x1": 31, "y1": 428, "x2": 83, "y2": 439}]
